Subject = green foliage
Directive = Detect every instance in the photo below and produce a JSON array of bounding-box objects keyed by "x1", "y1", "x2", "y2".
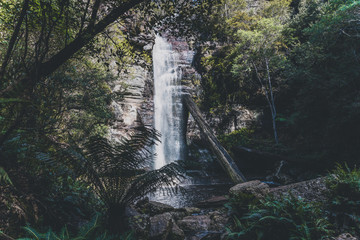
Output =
[
  {"x1": 0, "y1": 166, "x2": 13, "y2": 185},
  {"x1": 283, "y1": 0, "x2": 360, "y2": 163},
  {"x1": 17, "y1": 215, "x2": 134, "y2": 240},
  {"x1": 326, "y1": 164, "x2": 360, "y2": 234},
  {"x1": 227, "y1": 195, "x2": 333, "y2": 240},
  {"x1": 50, "y1": 126, "x2": 184, "y2": 233},
  {"x1": 195, "y1": 0, "x2": 360, "y2": 165},
  {"x1": 219, "y1": 128, "x2": 254, "y2": 151},
  {"x1": 225, "y1": 192, "x2": 259, "y2": 217}
]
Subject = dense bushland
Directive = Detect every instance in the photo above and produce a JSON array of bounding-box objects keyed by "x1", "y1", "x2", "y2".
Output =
[
  {"x1": 226, "y1": 165, "x2": 360, "y2": 239},
  {"x1": 194, "y1": 0, "x2": 360, "y2": 166},
  {"x1": 1, "y1": 0, "x2": 359, "y2": 237}
]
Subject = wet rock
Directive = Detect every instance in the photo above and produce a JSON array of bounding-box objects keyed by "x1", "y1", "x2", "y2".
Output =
[
  {"x1": 149, "y1": 212, "x2": 173, "y2": 240},
  {"x1": 147, "y1": 201, "x2": 175, "y2": 215},
  {"x1": 177, "y1": 215, "x2": 212, "y2": 233},
  {"x1": 229, "y1": 180, "x2": 270, "y2": 198},
  {"x1": 137, "y1": 200, "x2": 175, "y2": 216},
  {"x1": 327, "y1": 233, "x2": 358, "y2": 240},
  {"x1": 169, "y1": 211, "x2": 187, "y2": 221},
  {"x1": 270, "y1": 177, "x2": 328, "y2": 202},
  {"x1": 195, "y1": 196, "x2": 228, "y2": 208},
  {"x1": 143, "y1": 43, "x2": 153, "y2": 51},
  {"x1": 209, "y1": 211, "x2": 229, "y2": 230},
  {"x1": 184, "y1": 207, "x2": 201, "y2": 214},
  {"x1": 169, "y1": 222, "x2": 185, "y2": 240}
]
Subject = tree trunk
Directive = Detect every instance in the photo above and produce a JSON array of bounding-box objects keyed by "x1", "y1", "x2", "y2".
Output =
[
  {"x1": 183, "y1": 93, "x2": 246, "y2": 183},
  {"x1": 0, "y1": 0, "x2": 147, "y2": 97}
]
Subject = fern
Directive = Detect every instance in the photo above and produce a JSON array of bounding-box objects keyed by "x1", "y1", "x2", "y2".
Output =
[
  {"x1": 326, "y1": 164, "x2": 360, "y2": 235},
  {"x1": 0, "y1": 166, "x2": 13, "y2": 185},
  {"x1": 227, "y1": 194, "x2": 333, "y2": 240},
  {"x1": 17, "y1": 214, "x2": 134, "y2": 240},
  {"x1": 43, "y1": 126, "x2": 184, "y2": 233},
  {"x1": 22, "y1": 226, "x2": 43, "y2": 240}
]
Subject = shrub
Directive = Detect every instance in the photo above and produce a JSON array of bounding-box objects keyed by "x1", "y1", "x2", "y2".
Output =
[
  {"x1": 225, "y1": 192, "x2": 260, "y2": 218},
  {"x1": 11, "y1": 214, "x2": 134, "y2": 240},
  {"x1": 326, "y1": 164, "x2": 360, "y2": 235},
  {"x1": 226, "y1": 194, "x2": 333, "y2": 240}
]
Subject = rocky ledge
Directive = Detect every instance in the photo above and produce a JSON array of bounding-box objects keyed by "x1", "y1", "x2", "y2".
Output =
[{"x1": 126, "y1": 179, "x2": 358, "y2": 240}]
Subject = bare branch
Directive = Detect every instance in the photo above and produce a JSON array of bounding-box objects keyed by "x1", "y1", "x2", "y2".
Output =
[{"x1": 0, "y1": 0, "x2": 30, "y2": 80}]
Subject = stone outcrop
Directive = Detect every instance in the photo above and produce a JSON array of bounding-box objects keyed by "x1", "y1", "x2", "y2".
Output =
[
  {"x1": 109, "y1": 64, "x2": 154, "y2": 140},
  {"x1": 328, "y1": 233, "x2": 358, "y2": 240},
  {"x1": 195, "y1": 196, "x2": 228, "y2": 208},
  {"x1": 126, "y1": 176, "x2": 351, "y2": 240},
  {"x1": 143, "y1": 201, "x2": 175, "y2": 216},
  {"x1": 177, "y1": 215, "x2": 212, "y2": 233},
  {"x1": 270, "y1": 177, "x2": 328, "y2": 202},
  {"x1": 131, "y1": 196, "x2": 230, "y2": 240},
  {"x1": 229, "y1": 180, "x2": 270, "y2": 198},
  {"x1": 149, "y1": 212, "x2": 173, "y2": 240}
]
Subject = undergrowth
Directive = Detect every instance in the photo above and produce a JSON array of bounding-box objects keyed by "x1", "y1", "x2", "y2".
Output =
[
  {"x1": 326, "y1": 164, "x2": 360, "y2": 235},
  {"x1": 226, "y1": 164, "x2": 360, "y2": 239},
  {"x1": 1, "y1": 214, "x2": 134, "y2": 240},
  {"x1": 226, "y1": 194, "x2": 333, "y2": 240}
]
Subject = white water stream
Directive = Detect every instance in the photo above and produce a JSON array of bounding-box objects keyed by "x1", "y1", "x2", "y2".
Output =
[
  {"x1": 151, "y1": 35, "x2": 233, "y2": 208},
  {"x1": 153, "y1": 35, "x2": 186, "y2": 169}
]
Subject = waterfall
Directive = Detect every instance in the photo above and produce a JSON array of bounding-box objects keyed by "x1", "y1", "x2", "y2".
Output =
[{"x1": 153, "y1": 35, "x2": 186, "y2": 169}]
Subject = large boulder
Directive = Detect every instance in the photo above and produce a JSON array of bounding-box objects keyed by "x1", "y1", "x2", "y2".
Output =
[
  {"x1": 270, "y1": 177, "x2": 328, "y2": 202},
  {"x1": 147, "y1": 201, "x2": 174, "y2": 215},
  {"x1": 177, "y1": 215, "x2": 212, "y2": 233},
  {"x1": 195, "y1": 196, "x2": 228, "y2": 208},
  {"x1": 149, "y1": 212, "x2": 173, "y2": 240},
  {"x1": 209, "y1": 210, "x2": 229, "y2": 230},
  {"x1": 136, "y1": 198, "x2": 174, "y2": 216},
  {"x1": 168, "y1": 222, "x2": 185, "y2": 240},
  {"x1": 229, "y1": 180, "x2": 270, "y2": 198},
  {"x1": 328, "y1": 233, "x2": 358, "y2": 240},
  {"x1": 177, "y1": 211, "x2": 229, "y2": 233}
]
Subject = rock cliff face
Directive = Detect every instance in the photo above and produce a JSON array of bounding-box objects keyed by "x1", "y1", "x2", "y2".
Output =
[
  {"x1": 109, "y1": 64, "x2": 154, "y2": 140},
  {"x1": 109, "y1": 35, "x2": 197, "y2": 140},
  {"x1": 108, "y1": 34, "x2": 258, "y2": 142}
]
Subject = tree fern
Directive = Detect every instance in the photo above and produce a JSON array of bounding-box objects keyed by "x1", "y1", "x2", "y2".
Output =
[{"x1": 44, "y1": 126, "x2": 184, "y2": 232}]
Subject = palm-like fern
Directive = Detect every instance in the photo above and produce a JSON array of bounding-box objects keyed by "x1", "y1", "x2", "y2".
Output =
[
  {"x1": 0, "y1": 166, "x2": 13, "y2": 185},
  {"x1": 51, "y1": 126, "x2": 184, "y2": 232}
]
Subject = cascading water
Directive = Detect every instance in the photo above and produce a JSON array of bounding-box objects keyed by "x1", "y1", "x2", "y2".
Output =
[
  {"x1": 151, "y1": 35, "x2": 232, "y2": 208},
  {"x1": 153, "y1": 35, "x2": 186, "y2": 169}
]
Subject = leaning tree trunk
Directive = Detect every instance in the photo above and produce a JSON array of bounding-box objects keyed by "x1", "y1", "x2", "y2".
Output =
[{"x1": 183, "y1": 93, "x2": 246, "y2": 183}]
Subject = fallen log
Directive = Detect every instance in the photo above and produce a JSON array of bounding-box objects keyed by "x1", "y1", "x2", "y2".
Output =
[{"x1": 183, "y1": 93, "x2": 246, "y2": 183}]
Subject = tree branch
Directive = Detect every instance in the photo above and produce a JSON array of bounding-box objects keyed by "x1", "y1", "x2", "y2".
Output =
[
  {"x1": 38, "y1": 0, "x2": 147, "y2": 78},
  {"x1": 0, "y1": 0, "x2": 30, "y2": 80},
  {"x1": 0, "y1": 0, "x2": 147, "y2": 97},
  {"x1": 89, "y1": 0, "x2": 102, "y2": 30}
]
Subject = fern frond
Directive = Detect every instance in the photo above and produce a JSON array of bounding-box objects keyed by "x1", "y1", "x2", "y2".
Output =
[
  {"x1": 124, "y1": 161, "x2": 185, "y2": 203},
  {"x1": 22, "y1": 226, "x2": 43, "y2": 240},
  {"x1": 0, "y1": 166, "x2": 13, "y2": 185}
]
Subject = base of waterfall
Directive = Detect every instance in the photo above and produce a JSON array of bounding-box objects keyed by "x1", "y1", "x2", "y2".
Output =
[{"x1": 126, "y1": 177, "x2": 338, "y2": 240}]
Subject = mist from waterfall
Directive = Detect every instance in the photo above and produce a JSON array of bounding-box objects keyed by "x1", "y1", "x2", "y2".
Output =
[{"x1": 153, "y1": 35, "x2": 186, "y2": 169}]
